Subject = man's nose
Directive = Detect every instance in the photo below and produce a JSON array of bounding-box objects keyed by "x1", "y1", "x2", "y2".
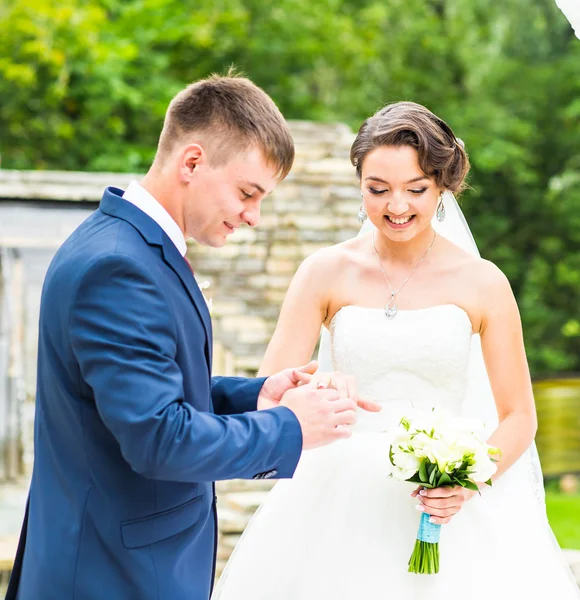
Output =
[{"x1": 242, "y1": 200, "x2": 261, "y2": 227}]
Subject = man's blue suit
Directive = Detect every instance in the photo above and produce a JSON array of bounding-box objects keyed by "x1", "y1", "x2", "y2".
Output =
[{"x1": 7, "y1": 187, "x2": 303, "y2": 600}]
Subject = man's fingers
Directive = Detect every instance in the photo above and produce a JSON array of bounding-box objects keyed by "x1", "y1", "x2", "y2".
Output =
[
  {"x1": 329, "y1": 398, "x2": 357, "y2": 413},
  {"x1": 288, "y1": 361, "x2": 318, "y2": 385},
  {"x1": 297, "y1": 360, "x2": 318, "y2": 375},
  {"x1": 291, "y1": 370, "x2": 313, "y2": 386},
  {"x1": 332, "y1": 409, "x2": 357, "y2": 428},
  {"x1": 333, "y1": 425, "x2": 353, "y2": 440},
  {"x1": 357, "y1": 397, "x2": 382, "y2": 412}
]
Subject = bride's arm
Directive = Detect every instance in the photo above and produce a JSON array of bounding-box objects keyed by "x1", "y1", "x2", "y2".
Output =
[
  {"x1": 415, "y1": 261, "x2": 537, "y2": 524},
  {"x1": 258, "y1": 251, "x2": 333, "y2": 377},
  {"x1": 478, "y1": 261, "x2": 538, "y2": 480}
]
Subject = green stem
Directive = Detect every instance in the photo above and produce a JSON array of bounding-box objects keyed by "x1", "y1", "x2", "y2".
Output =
[{"x1": 408, "y1": 540, "x2": 440, "y2": 574}]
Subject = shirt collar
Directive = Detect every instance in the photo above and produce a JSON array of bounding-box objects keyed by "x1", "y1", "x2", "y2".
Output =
[{"x1": 122, "y1": 180, "x2": 187, "y2": 257}]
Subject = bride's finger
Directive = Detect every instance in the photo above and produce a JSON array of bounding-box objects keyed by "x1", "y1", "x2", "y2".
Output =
[
  {"x1": 419, "y1": 496, "x2": 463, "y2": 511},
  {"x1": 427, "y1": 515, "x2": 453, "y2": 525},
  {"x1": 417, "y1": 504, "x2": 460, "y2": 519},
  {"x1": 410, "y1": 486, "x2": 423, "y2": 498},
  {"x1": 316, "y1": 373, "x2": 332, "y2": 389},
  {"x1": 357, "y1": 397, "x2": 382, "y2": 412},
  {"x1": 418, "y1": 486, "x2": 455, "y2": 499},
  {"x1": 342, "y1": 374, "x2": 357, "y2": 400},
  {"x1": 330, "y1": 373, "x2": 349, "y2": 398}
]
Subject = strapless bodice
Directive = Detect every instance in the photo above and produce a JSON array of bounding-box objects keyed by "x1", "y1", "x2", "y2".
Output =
[{"x1": 329, "y1": 304, "x2": 473, "y2": 432}]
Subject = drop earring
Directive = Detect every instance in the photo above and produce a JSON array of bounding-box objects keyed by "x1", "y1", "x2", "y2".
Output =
[
  {"x1": 357, "y1": 204, "x2": 367, "y2": 224},
  {"x1": 436, "y1": 195, "x2": 446, "y2": 222}
]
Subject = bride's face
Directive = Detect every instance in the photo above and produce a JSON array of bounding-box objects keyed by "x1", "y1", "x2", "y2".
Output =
[{"x1": 360, "y1": 145, "x2": 441, "y2": 243}]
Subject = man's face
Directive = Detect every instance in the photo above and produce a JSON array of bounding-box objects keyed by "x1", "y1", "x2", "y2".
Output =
[{"x1": 184, "y1": 146, "x2": 279, "y2": 247}]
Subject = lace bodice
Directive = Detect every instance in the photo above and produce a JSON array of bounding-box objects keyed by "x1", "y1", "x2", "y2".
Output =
[{"x1": 330, "y1": 304, "x2": 474, "y2": 432}]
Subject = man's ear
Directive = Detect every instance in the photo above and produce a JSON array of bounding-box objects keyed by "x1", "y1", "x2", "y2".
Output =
[{"x1": 179, "y1": 143, "x2": 205, "y2": 181}]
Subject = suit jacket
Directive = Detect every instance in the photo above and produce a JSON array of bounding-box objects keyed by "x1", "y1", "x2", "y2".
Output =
[{"x1": 7, "y1": 187, "x2": 302, "y2": 600}]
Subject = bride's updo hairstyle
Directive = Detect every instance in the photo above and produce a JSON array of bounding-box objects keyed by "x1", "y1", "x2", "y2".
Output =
[{"x1": 350, "y1": 101, "x2": 470, "y2": 194}]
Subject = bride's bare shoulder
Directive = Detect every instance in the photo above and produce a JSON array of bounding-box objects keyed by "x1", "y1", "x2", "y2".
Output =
[
  {"x1": 300, "y1": 233, "x2": 370, "y2": 274},
  {"x1": 443, "y1": 241, "x2": 513, "y2": 304}
]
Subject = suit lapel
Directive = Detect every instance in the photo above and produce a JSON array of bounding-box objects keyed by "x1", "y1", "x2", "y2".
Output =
[
  {"x1": 99, "y1": 187, "x2": 213, "y2": 373},
  {"x1": 161, "y1": 238, "x2": 213, "y2": 371}
]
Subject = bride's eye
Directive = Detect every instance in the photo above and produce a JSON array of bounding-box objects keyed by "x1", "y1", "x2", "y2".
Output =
[
  {"x1": 409, "y1": 188, "x2": 428, "y2": 195},
  {"x1": 368, "y1": 187, "x2": 388, "y2": 195}
]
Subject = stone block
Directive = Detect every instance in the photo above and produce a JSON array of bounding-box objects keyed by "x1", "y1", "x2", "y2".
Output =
[
  {"x1": 265, "y1": 289, "x2": 288, "y2": 305},
  {"x1": 217, "y1": 507, "x2": 252, "y2": 534},
  {"x1": 233, "y1": 258, "x2": 266, "y2": 274},
  {"x1": 289, "y1": 214, "x2": 335, "y2": 231},
  {"x1": 230, "y1": 228, "x2": 257, "y2": 243},
  {"x1": 224, "y1": 491, "x2": 269, "y2": 514},
  {"x1": 220, "y1": 315, "x2": 267, "y2": 335},
  {"x1": 268, "y1": 275, "x2": 293, "y2": 290},
  {"x1": 266, "y1": 258, "x2": 297, "y2": 275},
  {"x1": 269, "y1": 244, "x2": 301, "y2": 259}
]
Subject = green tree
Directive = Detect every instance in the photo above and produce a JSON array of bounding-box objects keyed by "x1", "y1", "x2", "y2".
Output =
[{"x1": 0, "y1": 0, "x2": 579, "y2": 373}]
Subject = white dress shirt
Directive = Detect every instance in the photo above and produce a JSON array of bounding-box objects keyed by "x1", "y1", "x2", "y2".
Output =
[{"x1": 122, "y1": 180, "x2": 187, "y2": 257}]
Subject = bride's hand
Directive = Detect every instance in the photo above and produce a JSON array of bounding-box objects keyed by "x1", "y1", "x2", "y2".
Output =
[
  {"x1": 411, "y1": 485, "x2": 478, "y2": 525},
  {"x1": 294, "y1": 369, "x2": 382, "y2": 413}
]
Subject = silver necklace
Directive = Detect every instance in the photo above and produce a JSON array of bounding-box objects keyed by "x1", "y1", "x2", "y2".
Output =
[{"x1": 372, "y1": 230, "x2": 437, "y2": 319}]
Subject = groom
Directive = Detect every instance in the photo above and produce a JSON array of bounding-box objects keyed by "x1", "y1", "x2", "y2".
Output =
[{"x1": 6, "y1": 73, "x2": 374, "y2": 600}]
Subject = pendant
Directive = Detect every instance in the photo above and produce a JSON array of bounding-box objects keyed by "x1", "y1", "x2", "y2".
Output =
[{"x1": 385, "y1": 295, "x2": 397, "y2": 319}]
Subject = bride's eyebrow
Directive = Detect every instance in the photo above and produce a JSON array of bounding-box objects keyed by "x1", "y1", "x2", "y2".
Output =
[{"x1": 364, "y1": 176, "x2": 429, "y2": 185}]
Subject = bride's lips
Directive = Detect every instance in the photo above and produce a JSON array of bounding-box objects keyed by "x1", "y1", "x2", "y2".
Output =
[{"x1": 384, "y1": 215, "x2": 416, "y2": 230}]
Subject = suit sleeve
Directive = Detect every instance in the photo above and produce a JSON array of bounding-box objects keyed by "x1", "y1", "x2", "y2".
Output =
[
  {"x1": 69, "y1": 254, "x2": 302, "y2": 482},
  {"x1": 211, "y1": 376, "x2": 264, "y2": 415}
]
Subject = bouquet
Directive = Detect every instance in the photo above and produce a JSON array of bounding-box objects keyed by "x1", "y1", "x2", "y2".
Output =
[{"x1": 388, "y1": 410, "x2": 500, "y2": 574}]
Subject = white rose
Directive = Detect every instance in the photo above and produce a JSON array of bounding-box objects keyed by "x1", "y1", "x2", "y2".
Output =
[
  {"x1": 391, "y1": 448, "x2": 422, "y2": 480},
  {"x1": 409, "y1": 432, "x2": 436, "y2": 461},
  {"x1": 469, "y1": 448, "x2": 498, "y2": 483},
  {"x1": 391, "y1": 427, "x2": 413, "y2": 447},
  {"x1": 427, "y1": 439, "x2": 458, "y2": 472}
]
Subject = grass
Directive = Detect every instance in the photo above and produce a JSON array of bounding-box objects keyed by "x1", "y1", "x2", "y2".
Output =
[{"x1": 546, "y1": 489, "x2": 580, "y2": 549}]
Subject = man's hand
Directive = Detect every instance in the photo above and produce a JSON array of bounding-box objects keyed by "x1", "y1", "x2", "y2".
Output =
[
  {"x1": 258, "y1": 362, "x2": 382, "y2": 413},
  {"x1": 302, "y1": 370, "x2": 382, "y2": 413},
  {"x1": 279, "y1": 385, "x2": 359, "y2": 450},
  {"x1": 257, "y1": 361, "x2": 319, "y2": 410}
]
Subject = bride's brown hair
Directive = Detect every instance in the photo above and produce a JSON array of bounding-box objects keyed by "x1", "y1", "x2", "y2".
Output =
[{"x1": 350, "y1": 101, "x2": 470, "y2": 194}]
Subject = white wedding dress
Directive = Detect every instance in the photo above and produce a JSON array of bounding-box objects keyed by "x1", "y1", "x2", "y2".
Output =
[{"x1": 212, "y1": 304, "x2": 580, "y2": 599}]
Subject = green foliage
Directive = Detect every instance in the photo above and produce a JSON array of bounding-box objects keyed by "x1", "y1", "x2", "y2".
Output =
[
  {"x1": 406, "y1": 456, "x2": 486, "y2": 490},
  {"x1": 0, "y1": 0, "x2": 579, "y2": 373}
]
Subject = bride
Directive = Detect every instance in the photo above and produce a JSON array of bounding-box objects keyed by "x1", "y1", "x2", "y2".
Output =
[{"x1": 212, "y1": 102, "x2": 580, "y2": 599}]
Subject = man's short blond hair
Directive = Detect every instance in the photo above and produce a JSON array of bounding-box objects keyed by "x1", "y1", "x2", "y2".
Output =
[{"x1": 157, "y1": 70, "x2": 294, "y2": 180}]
